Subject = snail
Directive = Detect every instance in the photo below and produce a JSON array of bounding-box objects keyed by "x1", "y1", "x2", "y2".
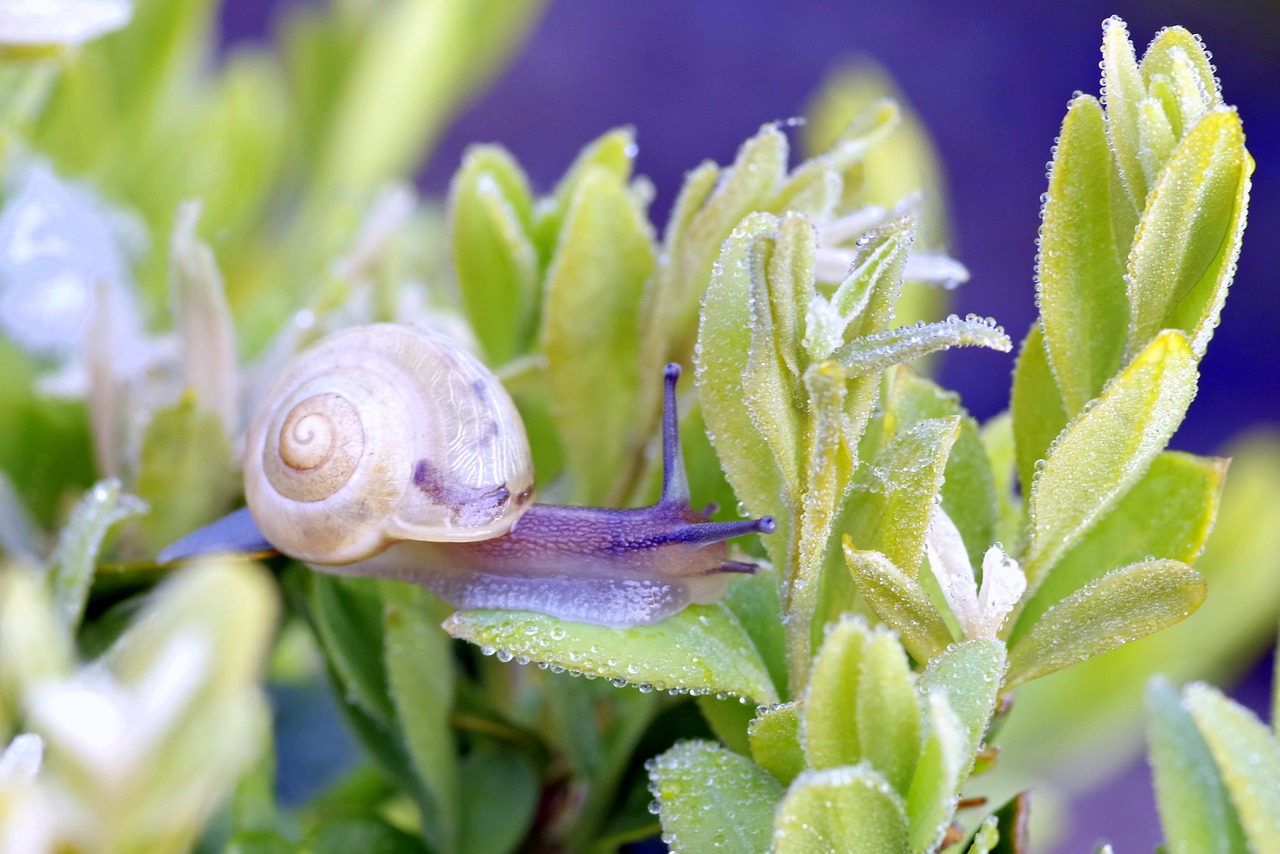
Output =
[{"x1": 159, "y1": 323, "x2": 775, "y2": 627}]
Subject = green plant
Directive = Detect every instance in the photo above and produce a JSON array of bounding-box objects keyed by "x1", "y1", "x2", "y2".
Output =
[{"x1": 0, "y1": 4, "x2": 1271, "y2": 852}]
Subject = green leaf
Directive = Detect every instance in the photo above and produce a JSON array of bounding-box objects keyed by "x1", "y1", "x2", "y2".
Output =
[
  {"x1": 305, "y1": 816, "x2": 429, "y2": 854},
  {"x1": 1185, "y1": 683, "x2": 1280, "y2": 851},
  {"x1": 1024, "y1": 330, "x2": 1199, "y2": 587},
  {"x1": 1010, "y1": 323, "x2": 1068, "y2": 498},
  {"x1": 773, "y1": 765, "x2": 909, "y2": 854},
  {"x1": 833, "y1": 316, "x2": 1011, "y2": 379},
  {"x1": 443, "y1": 603, "x2": 779, "y2": 704},
  {"x1": 1126, "y1": 109, "x2": 1250, "y2": 359},
  {"x1": 843, "y1": 545, "x2": 954, "y2": 665},
  {"x1": 1146, "y1": 677, "x2": 1248, "y2": 854},
  {"x1": 917, "y1": 638, "x2": 1006, "y2": 769},
  {"x1": 310, "y1": 574, "x2": 394, "y2": 724},
  {"x1": 696, "y1": 694, "x2": 755, "y2": 757},
  {"x1": 49, "y1": 479, "x2": 147, "y2": 631},
  {"x1": 748, "y1": 701, "x2": 805, "y2": 786},
  {"x1": 133, "y1": 393, "x2": 237, "y2": 555},
  {"x1": 696, "y1": 212, "x2": 791, "y2": 539},
  {"x1": 906, "y1": 693, "x2": 966, "y2": 854},
  {"x1": 1005, "y1": 560, "x2": 1205, "y2": 691},
  {"x1": 857, "y1": 629, "x2": 920, "y2": 794},
  {"x1": 649, "y1": 740, "x2": 783, "y2": 854},
  {"x1": 803, "y1": 616, "x2": 872, "y2": 768},
  {"x1": 448, "y1": 144, "x2": 539, "y2": 363},
  {"x1": 1037, "y1": 95, "x2": 1130, "y2": 414},
  {"x1": 846, "y1": 416, "x2": 960, "y2": 575},
  {"x1": 1139, "y1": 27, "x2": 1222, "y2": 133},
  {"x1": 457, "y1": 748, "x2": 539, "y2": 854},
  {"x1": 542, "y1": 164, "x2": 655, "y2": 503},
  {"x1": 225, "y1": 831, "x2": 299, "y2": 854},
  {"x1": 536, "y1": 127, "x2": 636, "y2": 253},
  {"x1": 1101, "y1": 16, "x2": 1150, "y2": 211},
  {"x1": 1014, "y1": 451, "x2": 1224, "y2": 640},
  {"x1": 382, "y1": 582, "x2": 458, "y2": 854}
]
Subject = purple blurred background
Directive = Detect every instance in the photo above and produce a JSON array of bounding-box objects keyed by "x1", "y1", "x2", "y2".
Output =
[{"x1": 222, "y1": 1, "x2": 1280, "y2": 850}]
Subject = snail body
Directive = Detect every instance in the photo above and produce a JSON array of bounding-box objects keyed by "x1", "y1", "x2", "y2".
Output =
[{"x1": 161, "y1": 323, "x2": 773, "y2": 627}]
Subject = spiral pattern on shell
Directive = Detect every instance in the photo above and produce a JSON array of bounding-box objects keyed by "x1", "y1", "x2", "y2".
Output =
[{"x1": 244, "y1": 324, "x2": 535, "y2": 564}]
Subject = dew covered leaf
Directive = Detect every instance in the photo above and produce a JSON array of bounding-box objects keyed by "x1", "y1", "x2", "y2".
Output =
[
  {"x1": 1126, "y1": 109, "x2": 1250, "y2": 360},
  {"x1": 1184, "y1": 683, "x2": 1280, "y2": 850},
  {"x1": 1024, "y1": 329, "x2": 1198, "y2": 587},
  {"x1": 443, "y1": 603, "x2": 779, "y2": 704},
  {"x1": 917, "y1": 638, "x2": 1006, "y2": 770},
  {"x1": 49, "y1": 479, "x2": 147, "y2": 632},
  {"x1": 803, "y1": 616, "x2": 872, "y2": 768},
  {"x1": 1013, "y1": 451, "x2": 1224, "y2": 640},
  {"x1": 1010, "y1": 323, "x2": 1069, "y2": 500},
  {"x1": 856, "y1": 628, "x2": 920, "y2": 794},
  {"x1": 696, "y1": 212, "x2": 791, "y2": 541},
  {"x1": 832, "y1": 315, "x2": 1011, "y2": 379},
  {"x1": 748, "y1": 701, "x2": 805, "y2": 786},
  {"x1": 1005, "y1": 560, "x2": 1205, "y2": 691},
  {"x1": 846, "y1": 416, "x2": 959, "y2": 576},
  {"x1": 1139, "y1": 27, "x2": 1222, "y2": 132},
  {"x1": 541, "y1": 164, "x2": 655, "y2": 504},
  {"x1": 1037, "y1": 94, "x2": 1129, "y2": 415},
  {"x1": 906, "y1": 692, "x2": 966, "y2": 854},
  {"x1": 1146, "y1": 677, "x2": 1248, "y2": 854},
  {"x1": 448, "y1": 144, "x2": 539, "y2": 363},
  {"x1": 648, "y1": 740, "x2": 782, "y2": 854},
  {"x1": 773, "y1": 765, "x2": 909, "y2": 854},
  {"x1": 843, "y1": 545, "x2": 954, "y2": 665},
  {"x1": 1102, "y1": 16, "x2": 1150, "y2": 210}
]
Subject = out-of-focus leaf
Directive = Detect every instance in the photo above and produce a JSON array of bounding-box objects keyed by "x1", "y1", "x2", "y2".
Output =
[
  {"x1": 1126, "y1": 109, "x2": 1250, "y2": 359},
  {"x1": 309, "y1": 574, "x2": 394, "y2": 725},
  {"x1": 542, "y1": 165, "x2": 655, "y2": 504},
  {"x1": 917, "y1": 638, "x2": 1005, "y2": 769},
  {"x1": 443, "y1": 604, "x2": 779, "y2": 704},
  {"x1": 649, "y1": 740, "x2": 782, "y2": 854},
  {"x1": 843, "y1": 545, "x2": 953, "y2": 664},
  {"x1": 536, "y1": 127, "x2": 635, "y2": 254},
  {"x1": 449, "y1": 144, "x2": 539, "y2": 363},
  {"x1": 1185, "y1": 683, "x2": 1280, "y2": 850},
  {"x1": 305, "y1": 816, "x2": 429, "y2": 854},
  {"x1": 457, "y1": 748, "x2": 539, "y2": 854},
  {"x1": 748, "y1": 701, "x2": 804, "y2": 786},
  {"x1": 1014, "y1": 451, "x2": 1224, "y2": 639},
  {"x1": 773, "y1": 765, "x2": 908, "y2": 853},
  {"x1": 906, "y1": 693, "x2": 966, "y2": 854},
  {"x1": 695, "y1": 694, "x2": 754, "y2": 757},
  {"x1": 1010, "y1": 323, "x2": 1068, "y2": 499},
  {"x1": 1024, "y1": 330, "x2": 1198, "y2": 587},
  {"x1": 1037, "y1": 95, "x2": 1129, "y2": 414},
  {"x1": 1005, "y1": 560, "x2": 1205, "y2": 691},
  {"x1": 382, "y1": 581, "x2": 457, "y2": 854},
  {"x1": 49, "y1": 479, "x2": 147, "y2": 631},
  {"x1": 225, "y1": 831, "x2": 299, "y2": 854},
  {"x1": 132, "y1": 394, "x2": 236, "y2": 555},
  {"x1": 721, "y1": 569, "x2": 787, "y2": 701},
  {"x1": 1146, "y1": 677, "x2": 1248, "y2": 854},
  {"x1": 857, "y1": 628, "x2": 920, "y2": 794}
]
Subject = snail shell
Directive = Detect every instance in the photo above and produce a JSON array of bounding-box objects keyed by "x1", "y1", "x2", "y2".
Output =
[{"x1": 244, "y1": 324, "x2": 534, "y2": 564}]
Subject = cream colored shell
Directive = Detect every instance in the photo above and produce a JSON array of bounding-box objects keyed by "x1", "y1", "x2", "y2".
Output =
[{"x1": 244, "y1": 324, "x2": 534, "y2": 564}]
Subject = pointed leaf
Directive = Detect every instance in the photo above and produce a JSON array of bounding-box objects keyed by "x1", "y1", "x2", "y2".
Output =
[
  {"x1": 1139, "y1": 27, "x2": 1222, "y2": 129},
  {"x1": 649, "y1": 740, "x2": 782, "y2": 854},
  {"x1": 748, "y1": 701, "x2": 804, "y2": 786},
  {"x1": 773, "y1": 765, "x2": 909, "y2": 854},
  {"x1": 857, "y1": 629, "x2": 920, "y2": 794},
  {"x1": 833, "y1": 315, "x2": 1011, "y2": 379},
  {"x1": 917, "y1": 638, "x2": 1006, "y2": 769},
  {"x1": 1024, "y1": 330, "x2": 1198, "y2": 586},
  {"x1": 1014, "y1": 451, "x2": 1224, "y2": 638},
  {"x1": 542, "y1": 165, "x2": 655, "y2": 503},
  {"x1": 457, "y1": 748, "x2": 539, "y2": 854},
  {"x1": 1127, "y1": 109, "x2": 1249, "y2": 359},
  {"x1": 843, "y1": 545, "x2": 954, "y2": 664},
  {"x1": 537, "y1": 127, "x2": 635, "y2": 252},
  {"x1": 1037, "y1": 95, "x2": 1130, "y2": 414},
  {"x1": 1146, "y1": 677, "x2": 1248, "y2": 854},
  {"x1": 1185, "y1": 683, "x2": 1280, "y2": 850},
  {"x1": 1006, "y1": 560, "x2": 1205, "y2": 690},
  {"x1": 448, "y1": 145, "x2": 539, "y2": 363},
  {"x1": 382, "y1": 582, "x2": 458, "y2": 854},
  {"x1": 443, "y1": 603, "x2": 778, "y2": 704},
  {"x1": 1010, "y1": 323, "x2": 1068, "y2": 498}
]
